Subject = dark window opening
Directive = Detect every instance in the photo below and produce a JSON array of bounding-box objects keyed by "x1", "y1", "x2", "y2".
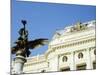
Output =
[
  {"x1": 94, "y1": 50, "x2": 96, "y2": 55},
  {"x1": 60, "y1": 67, "x2": 70, "y2": 71},
  {"x1": 41, "y1": 70, "x2": 46, "y2": 73},
  {"x1": 93, "y1": 62, "x2": 96, "y2": 69},
  {"x1": 76, "y1": 63, "x2": 86, "y2": 70}
]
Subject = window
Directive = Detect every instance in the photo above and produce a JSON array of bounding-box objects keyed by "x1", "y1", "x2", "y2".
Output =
[
  {"x1": 94, "y1": 50, "x2": 96, "y2": 55},
  {"x1": 41, "y1": 70, "x2": 46, "y2": 73},
  {"x1": 62, "y1": 56, "x2": 68, "y2": 62},
  {"x1": 76, "y1": 63, "x2": 86, "y2": 70},
  {"x1": 78, "y1": 52, "x2": 83, "y2": 59},
  {"x1": 93, "y1": 62, "x2": 96, "y2": 69},
  {"x1": 60, "y1": 67, "x2": 70, "y2": 71}
]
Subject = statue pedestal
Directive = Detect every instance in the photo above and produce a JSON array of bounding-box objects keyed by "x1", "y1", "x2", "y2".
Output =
[{"x1": 14, "y1": 55, "x2": 26, "y2": 74}]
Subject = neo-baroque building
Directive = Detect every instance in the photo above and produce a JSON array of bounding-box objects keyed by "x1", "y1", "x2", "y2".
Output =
[{"x1": 12, "y1": 20, "x2": 96, "y2": 73}]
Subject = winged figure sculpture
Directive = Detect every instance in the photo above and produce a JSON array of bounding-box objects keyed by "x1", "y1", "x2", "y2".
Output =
[{"x1": 11, "y1": 20, "x2": 49, "y2": 57}]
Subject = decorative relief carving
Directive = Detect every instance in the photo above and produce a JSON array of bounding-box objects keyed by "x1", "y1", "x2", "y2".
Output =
[
  {"x1": 78, "y1": 52, "x2": 83, "y2": 59},
  {"x1": 62, "y1": 56, "x2": 68, "y2": 62}
]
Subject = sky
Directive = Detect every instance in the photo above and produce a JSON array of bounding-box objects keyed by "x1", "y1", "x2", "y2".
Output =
[{"x1": 11, "y1": 0, "x2": 96, "y2": 57}]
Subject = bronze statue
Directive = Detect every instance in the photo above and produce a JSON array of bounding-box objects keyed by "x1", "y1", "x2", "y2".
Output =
[{"x1": 11, "y1": 20, "x2": 48, "y2": 57}]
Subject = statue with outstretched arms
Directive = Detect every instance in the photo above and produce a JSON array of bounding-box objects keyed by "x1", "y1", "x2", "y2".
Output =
[{"x1": 11, "y1": 20, "x2": 48, "y2": 74}]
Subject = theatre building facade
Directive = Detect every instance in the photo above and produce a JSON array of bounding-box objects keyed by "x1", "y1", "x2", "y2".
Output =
[{"x1": 12, "y1": 20, "x2": 96, "y2": 73}]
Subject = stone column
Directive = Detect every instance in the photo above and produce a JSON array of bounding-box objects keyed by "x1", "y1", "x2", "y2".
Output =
[
  {"x1": 86, "y1": 48, "x2": 92, "y2": 69},
  {"x1": 14, "y1": 55, "x2": 26, "y2": 74},
  {"x1": 70, "y1": 52, "x2": 75, "y2": 70}
]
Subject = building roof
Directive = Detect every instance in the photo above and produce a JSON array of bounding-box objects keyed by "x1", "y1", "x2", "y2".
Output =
[{"x1": 52, "y1": 20, "x2": 95, "y2": 40}]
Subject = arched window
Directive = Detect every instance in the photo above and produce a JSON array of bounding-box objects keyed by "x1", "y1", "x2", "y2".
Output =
[
  {"x1": 78, "y1": 52, "x2": 83, "y2": 59},
  {"x1": 62, "y1": 56, "x2": 68, "y2": 62}
]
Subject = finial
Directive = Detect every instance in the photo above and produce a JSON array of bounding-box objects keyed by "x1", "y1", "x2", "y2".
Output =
[{"x1": 21, "y1": 20, "x2": 27, "y2": 26}]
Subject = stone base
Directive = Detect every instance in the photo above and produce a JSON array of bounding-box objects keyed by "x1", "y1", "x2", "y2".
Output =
[{"x1": 13, "y1": 55, "x2": 26, "y2": 74}]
